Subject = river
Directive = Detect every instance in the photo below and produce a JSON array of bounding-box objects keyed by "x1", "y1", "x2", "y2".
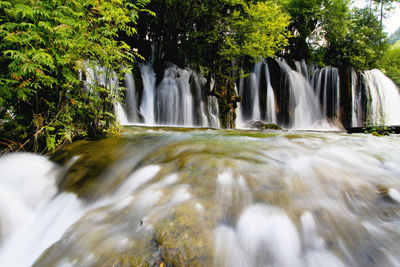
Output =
[{"x1": 0, "y1": 126, "x2": 399, "y2": 266}]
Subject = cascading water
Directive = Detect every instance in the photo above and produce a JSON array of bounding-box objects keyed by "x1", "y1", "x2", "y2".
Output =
[
  {"x1": 237, "y1": 59, "x2": 341, "y2": 130},
  {"x1": 245, "y1": 62, "x2": 262, "y2": 121},
  {"x1": 238, "y1": 62, "x2": 277, "y2": 125},
  {"x1": 278, "y1": 60, "x2": 326, "y2": 129},
  {"x1": 140, "y1": 64, "x2": 157, "y2": 125},
  {"x1": 264, "y1": 63, "x2": 278, "y2": 124},
  {"x1": 120, "y1": 63, "x2": 220, "y2": 128},
  {"x1": 312, "y1": 66, "x2": 340, "y2": 121},
  {"x1": 87, "y1": 59, "x2": 400, "y2": 129},
  {"x1": 82, "y1": 62, "x2": 130, "y2": 124},
  {"x1": 125, "y1": 71, "x2": 139, "y2": 123},
  {"x1": 2, "y1": 128, "x2": 400, "y2": 266},
  {"x1": 238, "y1": 59, "x2": 400, "y2": 129},
  {"x1": 351, "y1": 69, "x2": 363, "y2": 127},
  {"x1": 360, "y1": 69, "x2": 400, "y2": 126},
  {"x1": 155, "y1": 66, "x2": 194, "y2": 125}
]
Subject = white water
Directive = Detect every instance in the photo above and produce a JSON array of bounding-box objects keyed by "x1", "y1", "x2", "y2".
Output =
[
  {"x1": 265, "y1": 63, "x2": 278, "y2": 124},
  {"x1": 238, "y1": 59, "x2": 340, "y2": 130},
  {"x1": 249, "y1": 63, "x2": 262, "y2": 121},
  {"x1": 114, "y1": 102, "x2": 129, "y2": 125},
  {"x1": 0, "y1": 154, "x2": 164, "y2": 267},
  {"x1": 0, "y1": 153, "x2": 84, "y2": 267},
  {"x1": 361, "y1": 69, "x2": 400, "y2": 126},
  {"x1": 155, "y1": 66, "x2": 194, "y2": 125},
  {"x1": 238, "y1": 60, "x2": 400, "y2": 129},
  {"x1": 85, "y1": 60, "x2": 400, "y2": 129},
  {"x1": 351, "y1": 69, "x2": 362, "y2": 127},
  {"x1": 278, "y1": 60, "x2": 329, "y2": 129},
  {"x1": 125, "y1": 71, "x2": 139, "y2": 123},
  {"x1": 140, "y1": 64, "x2": 157, "y2": 125},
  {"x1": 119, "y1": 64, "x2": 220, "y2": 127},
  {"x1": 312, "y1": 66, "x2": 340, "y2": 120},
  {"x1": 1, "y1": 130, "x2": 400, "y2": 266}
]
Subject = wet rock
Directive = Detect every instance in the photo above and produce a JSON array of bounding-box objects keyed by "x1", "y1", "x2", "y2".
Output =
[
  {"x1": 246, "y1": 120, "x2": 283, "y2": 130},
  {"x1": 154, "y1": 203, "x2": 214, "y2": 266}
]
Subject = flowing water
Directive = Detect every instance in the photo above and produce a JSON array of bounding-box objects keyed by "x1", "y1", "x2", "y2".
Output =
[
  {"x1": 1, "y1": 127, "x2": 400, "y2": 266},
  {"x1": 80, "y1": 59, "x2": 400, "y2": 130},
  {"x1": 133, "y1": 64, "x2": 219, "y2": 128},
  {"x1": 360, "y1": 70, "x2": 400, "y2": 126}
]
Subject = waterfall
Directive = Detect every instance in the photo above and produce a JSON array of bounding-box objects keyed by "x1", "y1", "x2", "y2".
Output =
[
  {"x1": 264, "y1": 63, "x2": 277, "y2": 124},
  {"x1": 351, "y1": 68, "x2": 362, "y2": 127},
  {"x1": 250, "y1": 62, "x2": 262, "y2": 121},
  {"x1": 125, "y1": 71, "x2": 139, "y2": 123},
  {"x1": 238, "y1": 62, "x2": 277, "y2": 125},
  {"x1": 279, "y1": 60, "x2": 324, "y2": 129},
  {"x1": 312, "y1": 66, "x2": 340, "y2": 120},
  {"x1": 234, "y1": 82, "x2": 244, "y2": 127},
  {"x1": 155, "y1": 66, "x2": 194, "y2": 125},
  {"x1": 237, "y1": 59, "x2": 342, "y2": 130},
  {"x1": 85, "y1": 60, "x2": 400, "y2": 130},
  {"x1": 114, "y1": 102, "x2": 129, "y2": 125},
  {"x1": 82, "y1": 62, "x2": 129, "y2": 125},
  {"x1": 135, "y1": 63, "x2": 220, "y2": 127},
  {"x1": 140, "y1": 64, "x2": 156, "y2": 125},
  {"x1": 361, "y1": 69, "x2": 400, "y2": 126},
  {"x1": 155, "y1": 67, "x2": 181, "y2": 125}
]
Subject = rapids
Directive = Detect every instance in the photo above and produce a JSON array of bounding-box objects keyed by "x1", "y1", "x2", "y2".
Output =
[{"x1": 0, "y1": 127, "x2": 400, "y2": 266}]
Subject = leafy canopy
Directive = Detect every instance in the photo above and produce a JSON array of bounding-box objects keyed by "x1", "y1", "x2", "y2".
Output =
[
  {"x1": 135, "y1": 0, "x2": 291, "y2": 128},
  {"x1": 0, "y1": 0, "x2": 149, "y2": 153},
  {"x1": 381, "y1": 40, "x2": 400, "y2": 87}
]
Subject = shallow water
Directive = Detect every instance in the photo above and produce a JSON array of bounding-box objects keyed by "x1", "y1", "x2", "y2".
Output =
[{"x1": 0, "y1": 127, "x2": 400, "y2": 266}]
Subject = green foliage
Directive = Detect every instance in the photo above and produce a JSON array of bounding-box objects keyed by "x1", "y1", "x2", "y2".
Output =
[
  {"x1": 323, "y1": 6, "x2": 388, "y2": 69},
  {"x1": 363, "y1": 126, "x2": 394, "y2": 136},
  {"x1": 283, "y1": 0, "x2": 326, "y2": 60},
  {"x1": 283, "y1": 0, "x2": 389, "y2": 70},
  {"x1": 0, "y1": 0, "x2": 149, "y2": 153},
  {"x1": 380, "y1": 41, "x2": 400, "y2": 86},
  {"x1": 136, "y1": 0, "x2": 291, "y2": 128}
]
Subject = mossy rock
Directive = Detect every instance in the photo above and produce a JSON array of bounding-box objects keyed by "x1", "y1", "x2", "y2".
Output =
[
  {"x1": 50, "y1": 138, "x2": 130, "y2": 200},
  {"x1": 246, "y1": 120, "x2": 283, "y2": 130},
  {"x1": 154, "y1": 203, "x2": 214, "y2": 266}
]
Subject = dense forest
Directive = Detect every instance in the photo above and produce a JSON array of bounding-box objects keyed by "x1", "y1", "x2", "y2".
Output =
[{"x1": 0, "y1": 0, "x2": 399, "y2": 153}]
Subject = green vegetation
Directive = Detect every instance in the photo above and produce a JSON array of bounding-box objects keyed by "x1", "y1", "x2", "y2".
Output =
[
  {"x1": 0, "y1": 0, "x2": 398, "y2": 153},
  {"x1": 284, "y1": 0, "x2": 389, "y2": 70},
  {"x1": 381, "y1": 41, "x2": 400, "y2": 86},
  {"x1": 135, "y1": 0, "x2": 291, "y2": 128},
  {"x1": 0, "y1": 0, "x2": 150, "y2": 153},
  {"x1": 363, "y1": 126, "x2": 395, "y2": 136}
]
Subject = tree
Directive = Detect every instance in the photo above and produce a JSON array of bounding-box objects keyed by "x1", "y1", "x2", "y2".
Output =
[
  {"x1": 136, "y1": 0, "x2": 291, "y2": 128},
  {"x1": 381, "y1": 41, "x2": 400, "y2": 86},
  {"x1": 283, "y1": 0, "x2": 326, "y2": 61},
  {"x1": 371, "y1": 0, "x2": 400, "y2": 29},
  {"x1": 0, "y1": 0, "x2": 150, "y2": 153},
  {"x1": 322, "y1": 6, "x2": 388, "y2": 69}
]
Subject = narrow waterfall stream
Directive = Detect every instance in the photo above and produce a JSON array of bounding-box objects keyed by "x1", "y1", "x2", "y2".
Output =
[{"x1": 1, "y1": 127, "x2": 400, "y2": 267}]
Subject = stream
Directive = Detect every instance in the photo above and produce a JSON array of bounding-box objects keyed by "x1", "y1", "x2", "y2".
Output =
[{"x1": 0, "y1": 127, "x2": 400, "y2": 266}]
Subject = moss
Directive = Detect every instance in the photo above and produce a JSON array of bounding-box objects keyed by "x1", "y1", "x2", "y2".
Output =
[
  {"x1": 363, "y1": 126, "x2": 394, "y2": 136},
  {"x1": 154, "y1": 203, "x2": 214, "y2": 266},
  {"x1": 50, "y1": 138, "x2": 131, "y2": 199},
  {"x1": 246, "y1": 121, "x2": 283, "y2": 130}
]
